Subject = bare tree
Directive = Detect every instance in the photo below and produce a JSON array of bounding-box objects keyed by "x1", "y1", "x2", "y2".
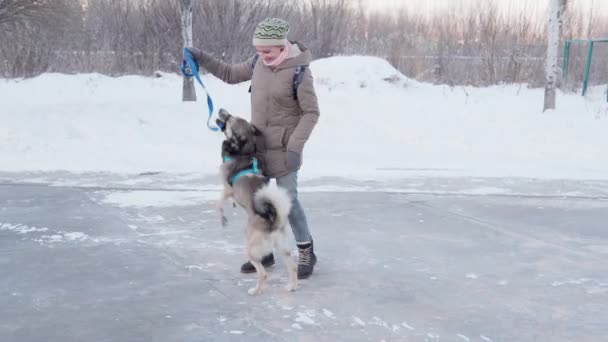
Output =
[
  {"x1": 0, "y1": 0, "x2": 68, "y2": 27},
  {"x1": 307, "y1": 0, "x2": 353, "y2": 57},
  {"x1": 2, "y1": 0, "x2": 607, "y2": 87},
  {"x1": 180, "y1": 0, "x2": 196, "y2": 101},
  {"x1": 544, "y1": 0, "x2": 568, "y2": 111},
  {"x1": 0, "y1": 0, "x2": 81, "y2": 77},
  {"x1": 193, "y1": 0, "x2": 266, "y2": 62}
]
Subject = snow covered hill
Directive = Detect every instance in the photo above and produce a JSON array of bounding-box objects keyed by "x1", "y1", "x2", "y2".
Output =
[{"x1": 1, "y1": 56, "x2": 607, "y2": 180}]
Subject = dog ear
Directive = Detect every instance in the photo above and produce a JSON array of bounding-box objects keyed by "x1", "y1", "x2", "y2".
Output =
[
  {"x1": 222, "y1": 138, "x2": 240, "y2": 154},
  {"x1": 221, "y1": 140, "x2": 232, "y2": 153}
]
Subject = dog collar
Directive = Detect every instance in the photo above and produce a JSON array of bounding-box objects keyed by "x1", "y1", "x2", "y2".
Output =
[{"x1": 223, "y1": 157, "x2": 260, "y2": 185}]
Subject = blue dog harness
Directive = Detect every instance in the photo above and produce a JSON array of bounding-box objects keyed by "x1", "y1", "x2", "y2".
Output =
[{"x1": 223, "y1": 156, "x2": 260, "y2": 185}]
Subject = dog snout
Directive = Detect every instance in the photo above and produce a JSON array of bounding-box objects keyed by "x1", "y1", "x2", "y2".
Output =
[
  {"x1": 218, "y1": 108, "x2": 230, "y2": 121},
  {"x1": 215, "y1": 118, "x2": 225, "y2": 130}
]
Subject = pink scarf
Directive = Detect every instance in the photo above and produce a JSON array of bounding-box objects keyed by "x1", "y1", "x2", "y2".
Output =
[{"x1": 263, "y1": 42, "x2": 291, "y2": 66}]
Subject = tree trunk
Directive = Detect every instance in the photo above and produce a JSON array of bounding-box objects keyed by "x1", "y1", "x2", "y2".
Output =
[
  {"x1": 180, "y1": 0, "x2": 196, "y2": 102},
  {"x1": 543, "y1": 0, "x2": 567, "y2": 111}
]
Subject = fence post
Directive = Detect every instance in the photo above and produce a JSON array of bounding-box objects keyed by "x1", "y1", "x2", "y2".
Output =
[
  {"x1": 582, "y1": 41, "x2": 594, "y2": 96},
  {"x1": 562, "y1": 40, "x2": 570, "y2": 81}
]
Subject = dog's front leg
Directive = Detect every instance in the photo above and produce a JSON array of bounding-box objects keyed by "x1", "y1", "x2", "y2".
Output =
[{"x1": 217, "y1": 185, "x2": 232, "y2": 227}]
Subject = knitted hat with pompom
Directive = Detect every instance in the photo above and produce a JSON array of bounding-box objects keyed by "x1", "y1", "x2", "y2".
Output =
[{"x1": 252, "y1": 18, "x2": 290, "y2": 46}]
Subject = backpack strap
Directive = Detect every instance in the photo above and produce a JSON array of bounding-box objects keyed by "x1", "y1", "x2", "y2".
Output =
[{"x1": 292, "y1": 65, "x2": 306, "y2": 101}]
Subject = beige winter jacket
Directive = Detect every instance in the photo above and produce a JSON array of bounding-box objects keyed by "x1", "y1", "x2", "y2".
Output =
[{"x1": 193, "y1": 42, "x2": 320, "y2": 178}]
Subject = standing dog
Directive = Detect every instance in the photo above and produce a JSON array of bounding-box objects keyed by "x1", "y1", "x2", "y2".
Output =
[{"x1": 216, "y1": 108, "x2": 297, "y2": 295}]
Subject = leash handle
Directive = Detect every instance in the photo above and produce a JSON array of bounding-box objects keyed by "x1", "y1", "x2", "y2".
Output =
[
  {"x1": 182, "y1": 48, "x2": 220, "y2": 132},
  {"x1": 180, "y1": 60, "x2": 194, "y2": 77}
]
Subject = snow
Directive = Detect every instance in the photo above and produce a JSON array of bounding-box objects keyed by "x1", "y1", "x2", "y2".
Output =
[
  {"x1": 295, "y1": 312, "x2": 316, "y2": 325},
  {"x1": 1, "y1": 55, "x2": 607, "y2": 180},
  {"x1": 99, "y1": 190, "x2": 217, "y2": 208},
  {"x1": 0, "y1": 222, "x2": 49, "y2": 234}
]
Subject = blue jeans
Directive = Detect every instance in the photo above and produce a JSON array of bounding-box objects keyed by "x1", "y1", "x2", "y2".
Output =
[{"x1": 275, "y1": 172, "x2": 311, "y2": 243}]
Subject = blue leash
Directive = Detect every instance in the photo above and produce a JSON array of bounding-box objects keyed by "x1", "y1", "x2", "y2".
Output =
[{"x1": 181, "y1": 48, "x2": 220, "y2": 132}]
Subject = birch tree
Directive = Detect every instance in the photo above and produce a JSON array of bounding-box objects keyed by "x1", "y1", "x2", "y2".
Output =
[
  {"x1": 180, "y1": 0, "x2": 196, "y2": 101},
  {"x1": 543, "y1": 0, "x2": 567, "y2": 111}
]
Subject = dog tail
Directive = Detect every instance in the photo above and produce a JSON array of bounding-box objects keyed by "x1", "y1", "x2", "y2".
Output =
[{"x1": 253, "y1": 185, "x2": 292, "y2": 231}]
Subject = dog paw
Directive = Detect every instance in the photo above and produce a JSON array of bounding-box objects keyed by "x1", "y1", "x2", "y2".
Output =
[
  {"x1": 284, "y1": 284, "x2": 297, "y2": 292},
  {"x1": 248, "y1": 287, "x2": 262, "y2": 295}
]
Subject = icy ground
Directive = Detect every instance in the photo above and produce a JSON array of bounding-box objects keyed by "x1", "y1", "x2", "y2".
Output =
[{"x1": 1, "y1": 173, "x2": 607, "y2": 342}]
